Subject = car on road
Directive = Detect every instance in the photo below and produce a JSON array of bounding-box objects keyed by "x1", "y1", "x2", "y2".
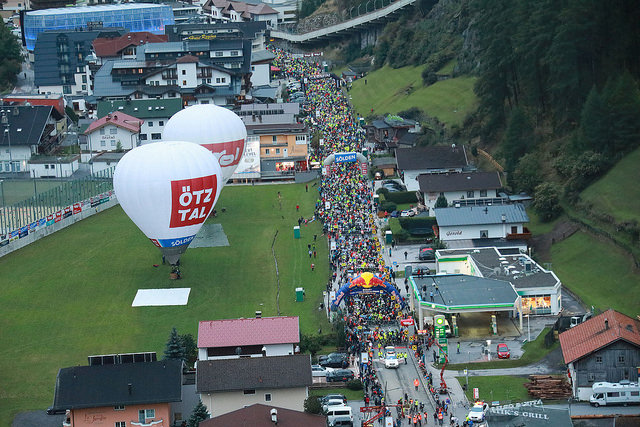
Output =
[
  {"x1": 468, "y1": 401, "x2": 489, "y2": 422},
  {"x1": 384, "y1": 354, "x2": 399, "y2": 369},
  {"x1": 326, "y1": 369, "x2": 355, "y2": 382},
  {"x1": 497, "y1": 343, "x2": 510, "y2": 359},
  {"x1": 418, "y1": 246, "x2": 435, "y2": 261}
]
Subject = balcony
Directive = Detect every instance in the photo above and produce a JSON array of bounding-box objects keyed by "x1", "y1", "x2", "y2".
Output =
[
  {"x1": 506, "y1": 227, "x2": 532, "y2": 240},
  {"x1": 130, "y1": 419, "x2": 164, "y2": 426}
]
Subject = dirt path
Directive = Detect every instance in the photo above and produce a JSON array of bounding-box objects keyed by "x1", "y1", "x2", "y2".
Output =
[{"x1": 530, "y1": 220, "x2": 580, "y2": 262}]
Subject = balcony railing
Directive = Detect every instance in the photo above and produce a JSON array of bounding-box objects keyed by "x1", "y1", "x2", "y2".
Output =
[
  {"x1": 506, "y1": 227, "x2": 532, "y2": 240},
  {"x1": 130, "y1": 419, "x2": 164, "y2": 426}
]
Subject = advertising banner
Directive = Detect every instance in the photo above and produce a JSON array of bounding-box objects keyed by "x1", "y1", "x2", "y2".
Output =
[
  {"x1": 335, "y1": 152, "x2": 358, "y2": 163},
  {"x1": 73, "y1": 203, "x2": 82, "y2": 214},
  {"x1": 230, "y1": 137, "x2": 260, "y2": 180},
  {"x1": 18, "y1": 226, "x2": 28, "y2": 239},
  {"x1": 63, "y1": 206, "x2": 72, "y2": 219},
  {"x1": 46, "y1": 214, "x2": 54, "y2": 226},
  {"x1": 55, "y1": 211, "x2": 62, "y2": 223}
]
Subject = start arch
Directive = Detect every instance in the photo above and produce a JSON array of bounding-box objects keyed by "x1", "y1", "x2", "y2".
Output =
[{"x1": 331, "y1": 272, "x2": 405, "y2": 311}]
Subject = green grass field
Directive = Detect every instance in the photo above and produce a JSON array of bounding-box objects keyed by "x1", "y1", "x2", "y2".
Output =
[
  {"x1": 580, "y1": 147, "x2": 640, "y2": 223},
  {"x1": 310, "y1": 387, "x2": 364, "y2": 401},
  {"x1": 349, "y1": 65, "x2": 477, "y2": 127},
  {"x1": 0, "y1": 179, "x2": 65, "y2": 207},
  {"x1": 458, "y1": 376, "x2": 530, "y2": 404},
  {"x1": 551, "y1": 231, "x2": 640, "y2": 317},
  {"x1": 0, "y1": 182, "x2": 330, "y2": 424}
]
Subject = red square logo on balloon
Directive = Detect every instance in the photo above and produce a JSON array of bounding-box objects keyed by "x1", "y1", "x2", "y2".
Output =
[{"x1": 169, "y1": 174, "x2": 218, "y2": 228}]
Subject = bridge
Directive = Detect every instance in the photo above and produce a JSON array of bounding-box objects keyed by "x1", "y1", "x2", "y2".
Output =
[{"x1": 270, "y1": 0, "x2": 416, "y2": 45}]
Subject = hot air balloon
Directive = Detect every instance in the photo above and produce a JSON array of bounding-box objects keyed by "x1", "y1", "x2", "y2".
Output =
[
  {"x1": 113, "y1": 141, "x2": 223, "y2": 265},
  {"x1": 162, "y1": 104, "x2": 247, "y2": 183}
]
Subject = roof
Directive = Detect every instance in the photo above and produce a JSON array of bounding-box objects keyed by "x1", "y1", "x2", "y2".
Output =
[
  {"x1": 26, "y1": 3, "x2": 169, "y2": 16},
  {"x1": 371, "y1": 157, "x2": 396, "y2": 167},
  {"x1": 245, "y1": 122, "x2": 306, "y2": 134},
  {"x1": 93, "y1": 32, "x2": 168, "y2": 58},
  {"x1": 418, "y1": 172, "x2": 502, "y2": 193},
  {"x1": 176, "y1": 54, "x2": 200, "y2": 63},
  {"x1": 92, "y1": 152, "x2": 126, "y2": 163},
  {"x1": 395, "y1": 145, "x2": 468, "y2": 171},
  {"x1": 0, "y1": 105, "x2": 54, "y2": 147},
  {"x1": 97, "y1": 98, "x2": 183, "y2": 120},
  {"x1": 29, "y1": 155, "x2": 80, "y2": 164},
  {"x1": 165, "y1": 21, "x2": 267, "y2": 42},
  {"x1": 435, "y1": 203, "x2": 529, "y2": 227},
  {"x1": 198, "y1": 316, "x2": 299, "y2": 348},
  {"x1": 84, "y1": 112, "x2": 143, "y2": 135},
  {"x1": 196, "y1": 354, "x2": 312, "y2": 393},
  {"x1": 200, "y1": 404, "x2": 326, "y2": 427},
  {"x1": 52, "y1": 359, "x2": 182, "y2": 410},
  {"x1": 560, "y1": 309, "x2": 640, "y2": 364},
  {"x1": 411, "y1": 275, "x2": 519, "y2": 309},
  {"x1": 251, "y1": 49, "x2": 276, "y2": 64}
]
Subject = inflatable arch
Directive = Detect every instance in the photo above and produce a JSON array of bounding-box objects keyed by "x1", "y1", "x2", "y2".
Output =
[
  {"x1": 323, "y1": 152, "x2": 368, "y2": 176},
  {"x1": 330, "y1": 272, "x2": 405, "y2": 311}
]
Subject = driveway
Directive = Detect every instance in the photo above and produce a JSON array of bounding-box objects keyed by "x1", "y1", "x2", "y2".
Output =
[{"x1": 12, "y1": 411, "x2": 64, "y2": 427}]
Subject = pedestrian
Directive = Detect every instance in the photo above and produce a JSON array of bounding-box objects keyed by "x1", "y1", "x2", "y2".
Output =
[
  {"x1": 389, "y1": 247, "x2": 392, "y2": 256},
  {"x1": 305, "y1": 184, "x2": 308, "y2": 192},
  {"x1": 314, "y1": 234, "x2": 317, "y2": 241},
  {"x1": 433, "y1": 350, "x2": 437, "y2": 363},
  {"x1": 430, "y1": 291, "x2": 434, "y2": 302},
  {"x1": 308, "y1": 249, "x2": 312, "y2": 258},
  {"x1": 404, "y1": 251, "x2": 408, "y2": 260},
  {"x1": 457, "y1": 341, "x2": 460, "y2": 354},
  {"x1": 296, "y1": 204, "x2": 299, "y2": 212},
  {"x1": 414, "y1": 378, "x2": 419, "y2": 391},
  {"x1": 311, "y1": 263, "x2": 315, "y2": 271}
]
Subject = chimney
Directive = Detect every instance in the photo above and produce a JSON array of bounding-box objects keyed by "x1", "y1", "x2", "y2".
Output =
[
  {"x1": 128, "y1": 383, "x2": 132, "y2": 395},
  {"x1": 604, "y1": 318, "x2": 609, "y2": 330},
  {"x1": 270, "y1": 408, "x2": 277, "y2": 423}
]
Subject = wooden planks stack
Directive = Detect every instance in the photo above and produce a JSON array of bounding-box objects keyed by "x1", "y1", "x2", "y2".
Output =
[{"x1": 525, "y1": 375, "x2": 572, "y2": 399}]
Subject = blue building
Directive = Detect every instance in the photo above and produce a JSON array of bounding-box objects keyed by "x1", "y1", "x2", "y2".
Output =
[{"x1": 23, "y1": 4, "x2": 174, "y2": 50}]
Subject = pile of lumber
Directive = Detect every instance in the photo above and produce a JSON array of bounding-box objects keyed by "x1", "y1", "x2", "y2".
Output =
[{"x1": 525, "y1": 375, "x2": 572, "y2": 399}]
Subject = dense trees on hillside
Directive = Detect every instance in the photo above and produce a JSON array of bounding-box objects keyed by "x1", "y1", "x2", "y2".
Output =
[{"x1": 0, "y1": 22, "x2": 22, "y2": 91}]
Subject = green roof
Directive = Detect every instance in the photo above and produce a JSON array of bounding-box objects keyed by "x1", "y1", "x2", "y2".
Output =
[{"x1": 97, "y1": 98, "x2": 183, "y2": 120}]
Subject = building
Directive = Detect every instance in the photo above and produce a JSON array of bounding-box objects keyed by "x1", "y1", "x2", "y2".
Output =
[
  {"x1": 83, "y1": 112, "x2": 143, "y2": 152},
  {"x1": 197, "y1": 316, "x2": 300, "y2": 360},
  {"x1": 0, "y1": 94, "x2": 65, "y2": 115},
  {"x1": 0, "y1": 105, "x2": 65, "y2": 173},
  {"x1": 371, "y1": 156, "x2": 397, "y2": 178},
  {"x1": 202, "y1": 0, "x2": 279, "y2": 28},
  {"x1": 418, "y1": 171, "x2": 504, "y2": 215},
  {"x1": 29, "y1": 155, "x2": 80, "y2": 178},
  {"x1": 34, "y1": 29, "x2": 126, "y2": 96},
  {"x1": 165, "y1": 21, "x2": 268, "y2": 52},
  {"x1": 23, "y1": 4, "x2": 174, "y2": 51},
  {"x1": 250, "y1": 49, "x2": 275, "y2": 87},
  {"x1": 200, "y1": 404, "x2": 326, "y2": 427},
  {"x1": 96, "y1": 98, "x2": 182, "y2": 144},
  {"x1": 395, "y1": 145, "x2": 469, "y2": 191},
  {"x1": 559, "y1": 309, "x2": 640, "y2": 400},
  {"x1": 92, "y1": 32, "x2": 169, "y2": 62},
  {"x1": 196, "y1": 354, "x2": 313, "y2": 417},
  {"x1": 364, "y1": 115, "x2": 418, "y2": 151},
  {"x1": 167, "y1": 1, "x2": 202, "y2": 24},
  {"x1": 249, "y1": 121, "x2": 309, "y2": 179},
  {"x1": 434, "y1": 203, "x2": 530, "y2": 244},
  {"x1": 50, "y1": 358, "x2": 184, "y2": 427},
  {"x1": 436, "y1": 246, "x2": 562, "y2": 315},
  {"x1": 89, "y1": 151, "x2": 124, "y2": 175}
]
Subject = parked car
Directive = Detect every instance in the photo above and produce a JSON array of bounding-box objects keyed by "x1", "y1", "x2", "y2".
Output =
[
  {"x1": 323, "y1": 398, "x2": 347, "y2": 412},
  {"x1": 389, "y1": 210, "x2": 400, "y2": 218},
  {"x1": 382, "y1": 180, "x2": 405, "y2": 190},
  {"x1": 326, "y1": 369, "x2": 355, "y2": 382},
  {"x1": 400, "y1": 209, "x2": 416, "y2": 217},
  {"x1": 468, "y1": 401, "x2": 489, "y2": 422},
  {"x1": 497, "y1": 343, "x2": 510, "y2": 359},
  {"x1": 418, "y1": 246, "x2": 435, "y2": 261},
  {"x1": 311, "y1": 364, "x2": 329, "y2": 377},
  {"x1": 319, "y1": 394, "x2": 347, "y2": 405},
  {"x1": 320, "y1": 353, "x2": 348, "y2": 368}
]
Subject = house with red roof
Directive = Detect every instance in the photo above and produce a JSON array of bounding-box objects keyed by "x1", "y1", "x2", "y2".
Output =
[
  {"x1": 93, "y1": 32, "x2": 169, "y2": 61},
  {"x1": 197, "y1": 315, "x2": 300, "y2": 360},
  {"x1": 559, "y1": 309, "x2": 640, "y2": 400},
  {"x1": 84, "y1": 112, "x2": 143, "y2": 153}
]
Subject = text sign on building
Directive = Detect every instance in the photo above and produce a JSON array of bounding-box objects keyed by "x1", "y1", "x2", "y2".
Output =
[
  {"x1": 335, "y1": 152, "x2": 357, "y2": 163},
  {"x1": 473, "y1": 388, "x2": 479, "y2": 399}
]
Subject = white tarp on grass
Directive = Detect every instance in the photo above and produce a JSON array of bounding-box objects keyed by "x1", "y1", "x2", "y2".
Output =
[{"x1": 132, "y1": 288, "x2": 191, "y2": 307}]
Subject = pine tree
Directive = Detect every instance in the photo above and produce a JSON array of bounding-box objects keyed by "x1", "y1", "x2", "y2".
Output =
[
  {"x1": 580, "y1": 86, "x2": 609, "y2": 152},
  {"x1": 500, "y1": 108, "x2": 533, "y2": 174},
  {"x1": 164, "y1": 327, "x2": 185, "y2": 361},
  {"x1": 187, "y1": 399, "x2": 210, "y2": 427},
  {"x1": 434, "y1": 194, "x2": 448, "y2": 208},
  {"x1": 602, "y1": 73, "x2": 640, "y2": 155}
]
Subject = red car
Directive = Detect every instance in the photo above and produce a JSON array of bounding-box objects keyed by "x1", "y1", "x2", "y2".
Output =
[{"x1": 497, "y1": 343, "x2": 510, "y2": 359}]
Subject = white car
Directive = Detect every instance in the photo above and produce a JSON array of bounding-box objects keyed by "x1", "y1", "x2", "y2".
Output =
[
  {"x1": 311, "y1": 364, "x2": 328, "y2": 377},
  {"x1": 400, "y1": 209, "x2": 416, "y2": 217},
  {"x1": 468, "y1": 402, "x2": 488, "y2": 422},
  {"x1": 384, "y1": 355, "x2": 399, "y2": 369}
]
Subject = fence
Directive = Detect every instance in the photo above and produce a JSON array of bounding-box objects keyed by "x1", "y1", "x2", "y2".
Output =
[{"x1": 0, "y1": 167, "x2": 115, "y2": 244}]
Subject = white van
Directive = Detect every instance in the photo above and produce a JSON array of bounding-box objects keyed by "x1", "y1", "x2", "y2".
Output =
[
  {"x1": 590, "y1": 381, "x2": 640, "y2": 407},
  {"x1": 326, "y1": 405, "x2": 353, "y2": 424}
]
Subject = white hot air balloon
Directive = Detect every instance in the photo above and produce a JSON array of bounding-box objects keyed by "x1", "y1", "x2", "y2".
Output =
[
  {"x1": 114, "y1": 141, "x2": 223, "y2": 265},
  {"x1": 162, "y1": 104, "x2": 247, "y2": 183}
]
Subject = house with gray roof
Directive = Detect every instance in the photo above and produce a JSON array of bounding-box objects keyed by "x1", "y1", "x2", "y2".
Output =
[
  {"x1": 395, "y1": 145, "x2": 469, "y2": 191},
  {"x1": 418, "y1": 171, "x2": 504, "y2": 215},
  {"x1": 434, "y1": 203, "x2": 530, "y2": 244},
  {"x1": 196, "y1": 354, "x2": 312, "y2": 417}
]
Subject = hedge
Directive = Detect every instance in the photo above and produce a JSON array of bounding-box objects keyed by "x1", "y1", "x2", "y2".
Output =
[
  {"x1": 385, "y1": 191, "x2": 418, "y2": 204},
  {"x1": 398, "y1": 217, "x2": 437, "y2": 232}
]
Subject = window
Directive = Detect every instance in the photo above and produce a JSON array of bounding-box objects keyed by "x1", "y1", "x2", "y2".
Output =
[
  {"x1": 221, "y1": 77, "x2": 226, "y2": 83},
  {"x1": 99, "y1": 128, "x2": 105, "y2": 135},
  {"x1": 275, "y1": 148, "x2": 280, "y2": 154},
  {"x1": 618, "y1": 354, "x2": 625, "y2": 364},
  {"x1": 139, "y1": 409, "x2": 155, "y2": 420},
  {"x1": 151, "y1": 133, "x2": 162, "y2": 140},
  {"x1": 251, "y1": 66, "x2": 255, "y2": 71},
  {"x1": 480, "y1": 189, "x2": 487, "y2": 197},
  {"x1": 607, "y1": 392, "x2": 620, "y2": 398},
  {"x1": 272, "y1": 136, "x2": 277, "y2": 143},
  {"x1": 215, "y1": 51, "x2": 223, "y2": 57},
  {"x1": 140, "y1": 134, "x2": 147, "y2": 141},
  {"x1": 265, "y1": 149, "x2": 270, "y2": 154},
  {"x1": 110, "y1": 128, "x2": 117, "y2": 135},
  {"x1": 480, "y1": 230, "x2": 488, "y2": 238},
  {"x1": 467, "y1": 190, "x2": 475, "y2": 198},
  {"x1": 243, "y1": 389, "x2": 256, "y2": 395},
  {"x1": 50, "y1": 164, "x2": 55, "y2": 169},
  {"x1": 159, "y1": 121, "x2": 164, "y2": 126},
  {"x1": 631, "y1": 391, "x2": 640, "y2": 397},
  {"x1": 182, "y1": 69, "x2": 186, "y2": 75},
  {"x1": 110, "y1": 141, "x2": 116, "y2": 147},
  {"x1": 183, "y1": 80, "x2": 187, "y2": 86},
  {"x1": 265, "y1": 393, "x2": 272, "y2": 402},
  {"x1": 588, "y1": 373, "x2": 595, "y2": 381},
  {"x1": 63, "y1": 85, "x2": 71, "y2": 94},
  {"x1": 82, "y1": 85, "x2": 87, "y2": 91},
  {"x1": 45, "y1": 165, "x2": 49, "y2": 169},
  {"x1": 216, "y1": 77, "x2": 221, "y2": 83},
  {"x1": 148, "y1": 121, "x2": 154, "y2": 127},
  {"x1": 82, "y1": 75, "x2": 87, "y2": 83},
  {"x1": 231, "y1": 50, "x2": 239, "y2": 56},
  {"x1": 100, "y1": 140, "x2": 106, "y2": 147},
  {"x1": 595, "y1": 356, "x2": 603, "y2": 363},
  {"x1": 115, "y1": 422, "x2": 126, "y2": 427}
]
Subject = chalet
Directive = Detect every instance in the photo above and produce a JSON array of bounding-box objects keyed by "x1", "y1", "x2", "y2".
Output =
[
  {"x1": 365, "y1": 115, "x2": 418, "y2": 151},
  {"x1": 196, "y1": 354, "x2": 313, "y2": 417},
  {"x1": 560, "y1": 309, "x2": 640, "y2": 401},
  {"x1": 203, "y1": 0, "x2": 279, "y2": 28},
  {"x1": 395, "y1": 145, "x2": 469, "y2": 191},
  {"x1": 92, "y1": 32, "x2": 169, "y2": 62},
  {"x1": 418, "y1": 171, "x2": 503, "y2": 215},
  {"x1": 83, "y1": 112, "x2": 143, "y2": 153}
]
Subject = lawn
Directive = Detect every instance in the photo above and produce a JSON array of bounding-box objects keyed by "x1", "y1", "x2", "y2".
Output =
[
  {"x1": 550, "y1": 231, "x2": 640, "y2": 317},
  {"x1": 349, "y1": 65, "x2": 477, "y2": 127},
  {"x1": 580, "y1": 147, "x2": 640, "y2": 224},
  {"x1": 0, "y1": 182, "x2": 330, "y2": 424},
  {"x1": 310, "y1": 387, "x2": 364, "y2": 401},
  {"x1": 445, "y1": 328, "x2": 558, "y2": 370},
  {"x1": 0, "y1": 179, "x2": 65, "y2": 207},
  {"x1": 526, "y1": 208, "x2": 563, "y2": 236},
  {"x1": 457, "y1": 376, "x2": 530, "y2": 404}
]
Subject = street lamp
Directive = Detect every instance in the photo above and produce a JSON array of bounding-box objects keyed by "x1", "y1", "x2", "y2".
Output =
[{"x1": 526, "y1": 314, "x2": 530, "y2": 342}]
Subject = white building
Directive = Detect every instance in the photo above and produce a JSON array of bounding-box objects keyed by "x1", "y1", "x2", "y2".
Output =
[
  {"x1": 83, "y1": 112, "x2": 143, "y2": 153},
  {"x1": 29, "y1": 156, "x2": 79, "y2": 178}
]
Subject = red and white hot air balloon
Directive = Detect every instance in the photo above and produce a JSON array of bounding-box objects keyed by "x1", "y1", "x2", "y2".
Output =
[
  {"x1": 113, "y1": 141, "x2": 223, "y2": 265},
  {"x1": 163, "y1": 104, "x2": 247, "y2": 183}
]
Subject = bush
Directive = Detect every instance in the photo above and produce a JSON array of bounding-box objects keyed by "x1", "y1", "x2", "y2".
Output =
[
  {"x1": 304, "y1": 396, "x2": 322, "y2": 414},
  {"x1": 379, "y1": 201, "x2": 397, "y2": 213},
  {"x1": 398, "y1": 217, "x2": 437, "y2": 231},
  {"x1": 346, "y1": 379, "x2": 363, "y2": 390},
  {"x1": 300, "y1": 333, "x2": 322, "y2": 356},
  {"x1": 385, "y1": 191, "x2": 418, "y2": 204},
  {"x1": 422, "y1": 70, "x2": 438, "y2": 86},
  {"x1": 376, "y1": 187, "x2": 390, "y2": 197},
  {"x1": 533, "y1": 183, "x2": 562, "y2": 222}
]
